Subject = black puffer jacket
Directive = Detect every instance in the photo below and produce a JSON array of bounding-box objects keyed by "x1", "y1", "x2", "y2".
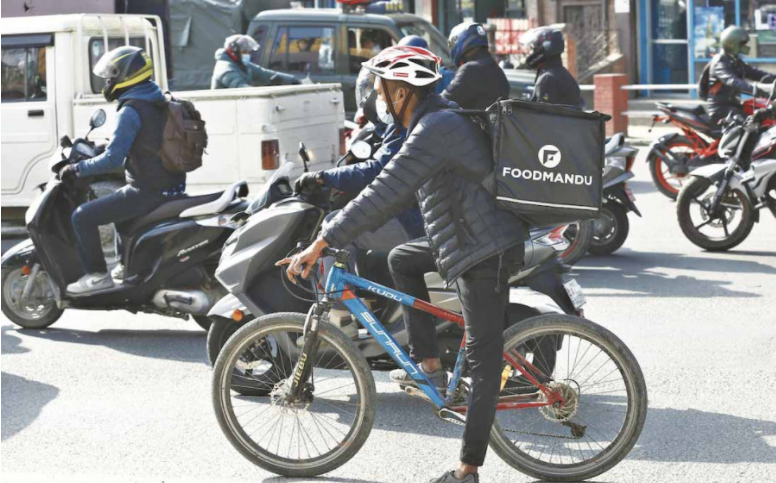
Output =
[
  {"x1": 442, "y1": 49, "x2": 510, "y2": 110},
  {"x1": 321, "y1": 94, "x2": 528, "y2": 284},
  {"x1": 706, "y1": 52, "x2": 774, "y2": 122},
  {"x1": 531, "y1": 56, "x2": 583, "y2": 107}
]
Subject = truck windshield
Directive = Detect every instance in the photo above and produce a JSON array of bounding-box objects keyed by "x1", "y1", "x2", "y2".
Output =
[
  {"x1": 89, "y1": 37, "x2": 147, "y2": 94},
  {"x1": 396, "y1": 20, "x2": 453, "y2": 67}
]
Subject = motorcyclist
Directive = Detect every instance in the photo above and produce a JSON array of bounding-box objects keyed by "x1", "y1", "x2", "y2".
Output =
[
  {"x1": 211, "y1": 34, "x2": 300, "y2": 89},
  {"x1": 704, "y1": 25, "x2": 775, "y2": 123},
  {"x1": 61, "y1": 46, "x2": 185, "y2": 295},
  {"x1": 520, "y1": 27, "x2": 583, "y2": 107},
  {"x1": 443, "y1": 22, "x2": 510, "y2": 109},
  {"x1": 278, "y1": 46, "x2": 527, "y2": 483}
]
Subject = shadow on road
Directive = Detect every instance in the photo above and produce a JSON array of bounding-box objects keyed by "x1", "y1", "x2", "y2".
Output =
[
  {"x1": 1, "y1": 325, "x2": 30, "y2": 355},
  {"x1": 14, "y1": 327, "x2": 207, "y2": 364},
  {"x1": 1, "y1": 372, "x2": 59, "y2": 441},
  {"x1": 572, "y1": 250, "x2": 775, "y2": 298},
  {"x1": 264, "y1": 477, "x2": 383, "y2": 483}
]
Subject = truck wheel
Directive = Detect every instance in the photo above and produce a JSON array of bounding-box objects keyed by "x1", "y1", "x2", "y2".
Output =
[
  {"x1": 2, "y1": 268, "x2": 63, "y2": 329},
  {"x1": 89, "y1": 180, "x2": 124, "y2": 262}
]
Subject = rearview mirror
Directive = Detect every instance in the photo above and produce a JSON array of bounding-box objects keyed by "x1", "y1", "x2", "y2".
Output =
[{"x1": 90, "y1": 109, "x2": 106, "y2": 129}]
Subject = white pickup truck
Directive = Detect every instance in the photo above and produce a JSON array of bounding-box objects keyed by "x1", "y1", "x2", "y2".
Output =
[{"x1": 1, "y1": 14, "x2": 345, "y2": 231}]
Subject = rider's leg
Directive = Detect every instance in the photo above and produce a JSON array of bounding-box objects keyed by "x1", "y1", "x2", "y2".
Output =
[
  {"x1": 454, "y1": 246, "x2": 523, "y2": 477},
  {"x1": 69, "y1": 185, "x2": 165, "y2": 293}
]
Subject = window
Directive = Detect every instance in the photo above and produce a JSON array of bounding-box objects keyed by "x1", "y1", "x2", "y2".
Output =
[
  {"x1": 347, "y1": 27, "x2": 395, "y2": 74},
  {"x1": 268, "y1": 26, "x2": 336, "y2": 75},
  {"x1": 89, "y1": 37, "x2": 147, "y2": 94},
  {"x1": 248, "y1": 25, "x2": 268, "y2": 64},
  {"x1": 1, "y1": 46, "x2": 46, "y2": 102},
  {"x1": 397, "y1": 21, "x2": 454, "y2": 67},
  {"x1": 742, "y1": 0, "x2": 776, "y2": 58}
]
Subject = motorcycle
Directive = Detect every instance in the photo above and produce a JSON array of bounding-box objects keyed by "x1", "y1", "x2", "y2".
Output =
[
  {"x1": 204, "y1": 147, "x2": 587, "y2": 371},
  {"x1": 559, "y1": 133, "x2": 638, "y2": 262},
  {"x1": 0, "y1": 109, "x2": 249, "y2": 330},
  {"x1": 589, "y1": 133, "x2": 641, "y2": 255},
  {"x1": 647, "y1": 98, "x2": 774, "y2": 199},
  {"x1": 676, "y1": 101, "x2": 776, "y2": 251}
]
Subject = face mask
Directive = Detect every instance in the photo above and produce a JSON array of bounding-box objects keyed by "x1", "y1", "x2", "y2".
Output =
[
  {"x1": 241, "y1": 53, "x2": 252, "y2": 64},
  {"x1": 375, "y1": 90, "x2": 405, "y2": 125}
]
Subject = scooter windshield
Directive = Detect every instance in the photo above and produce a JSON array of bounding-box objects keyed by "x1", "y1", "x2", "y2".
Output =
[{"x1": 247, "y1": 161, "x2": 295, "y2": 214}]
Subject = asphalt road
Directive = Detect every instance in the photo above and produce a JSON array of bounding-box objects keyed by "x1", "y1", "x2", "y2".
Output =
[{"x1": 3, "y1": 142, "x2": 776, "y2": 483}]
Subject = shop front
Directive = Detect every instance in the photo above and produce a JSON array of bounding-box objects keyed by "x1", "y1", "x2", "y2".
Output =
[{"x1": 639, "y1": 0, "x2": 776, "y2": 90}]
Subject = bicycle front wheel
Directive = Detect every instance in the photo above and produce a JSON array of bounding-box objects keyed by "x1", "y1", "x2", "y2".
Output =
[
  {"x1": 212, "y1": 312, "x2": 376, "y2": 477},
  {"x1": 489, "y1": 314, "x2": 647, "y2": 482}
]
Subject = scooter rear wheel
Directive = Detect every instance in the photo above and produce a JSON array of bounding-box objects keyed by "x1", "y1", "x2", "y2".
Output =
[{"x1": 589, "y1": 202, "x2": 629, "y2": 255}]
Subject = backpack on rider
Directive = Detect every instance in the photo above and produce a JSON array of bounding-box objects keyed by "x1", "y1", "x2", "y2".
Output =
[{"x1": 159, "y1": 94, "x2": 208, "y2": 173}]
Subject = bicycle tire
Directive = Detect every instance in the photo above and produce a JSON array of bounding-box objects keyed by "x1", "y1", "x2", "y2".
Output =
[
  {"x1": 489, "y1": 314, "x2": 647, "y2": 482},
  {"x1": 212, "y1": 312, "x2": 376, "y2": 477}
]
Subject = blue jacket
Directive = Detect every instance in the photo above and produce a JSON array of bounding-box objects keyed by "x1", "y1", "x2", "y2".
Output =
[
  {"x1": 211, "y1": 49, "x2": 297, "y2": 89},
  {"x1": 77, "y1": 81, "x2": 165, "y2": 178},
  {"x1": 320, "y1": 124, "x2": 425, "y2": 239}
]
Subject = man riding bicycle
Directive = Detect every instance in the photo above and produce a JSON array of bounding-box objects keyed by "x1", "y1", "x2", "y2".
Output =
[{"x1": 278, "y1": 46, "x2": 527, "y2": 483}]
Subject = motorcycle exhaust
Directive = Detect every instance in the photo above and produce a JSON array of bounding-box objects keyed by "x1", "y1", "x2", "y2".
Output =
[{"x1": 152, "y1": 289, "x2": 218, "y2": 315}]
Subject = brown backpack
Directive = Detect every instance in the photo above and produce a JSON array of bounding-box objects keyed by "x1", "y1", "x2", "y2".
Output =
[{"x1": 160, "y1": 93, "x2": 207, "y2": 173}]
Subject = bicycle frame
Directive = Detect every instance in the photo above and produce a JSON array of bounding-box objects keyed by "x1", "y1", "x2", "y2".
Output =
[{"x1": 305, "y1": 257, "x2": 563, "y2": 415}]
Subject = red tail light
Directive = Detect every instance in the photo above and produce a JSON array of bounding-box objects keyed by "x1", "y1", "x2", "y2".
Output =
[
  {"x1": 339, "y1": 128, "x2": 347, "y2": 156},
  {"x1": 262, "y1": 140, "x2": 279, "y2": 170}
]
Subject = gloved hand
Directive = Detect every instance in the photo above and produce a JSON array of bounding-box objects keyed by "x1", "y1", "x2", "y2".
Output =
[
  {"x1": 294, "y1": 172, "x2": 323, "y2": 194},
  {"x1": 58, "y1": 164, "x2": 79, "y2": 182}
]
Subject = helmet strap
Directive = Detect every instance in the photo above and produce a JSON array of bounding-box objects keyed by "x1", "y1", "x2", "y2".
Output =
[
  {"x1": 226, "y1": 48, "x2": 241, "y2": 63},
  {"x1": 381, "y1": 78, "x2": 415, "y2": 127}
]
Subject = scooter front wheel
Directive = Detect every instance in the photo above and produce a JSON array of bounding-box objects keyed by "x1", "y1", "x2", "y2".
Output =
[{"x1": 1, "y1": 267, "x2": 63, "y2": 329}]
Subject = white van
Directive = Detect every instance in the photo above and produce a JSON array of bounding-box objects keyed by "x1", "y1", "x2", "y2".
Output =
[{"x1": 1, "y1": 14, "x2": 345, "y2": 225}]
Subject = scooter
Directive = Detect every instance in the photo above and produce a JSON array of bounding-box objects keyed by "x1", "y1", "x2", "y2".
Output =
[
  {"x1": 204, "y1": 147, "x2": 587, "y2": 370},
  {"x1": 589, "y1": 133, "x2": 642, "y2": 255},
  {"x1": 0, "y1": 109, "x2": 249, "y2": 330},
  {"x1": 676, "y1": 101, "x2": 776, "y2": 251}
]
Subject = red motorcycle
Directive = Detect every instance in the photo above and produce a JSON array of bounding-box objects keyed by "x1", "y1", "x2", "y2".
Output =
[{"x1": 646, "y1": 98, "x2": 774, "y2": 199}]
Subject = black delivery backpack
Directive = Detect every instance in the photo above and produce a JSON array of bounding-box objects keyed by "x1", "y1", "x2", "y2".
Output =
[{"x1": 481, "y1": 99, "x2": 609, "y2": 226}]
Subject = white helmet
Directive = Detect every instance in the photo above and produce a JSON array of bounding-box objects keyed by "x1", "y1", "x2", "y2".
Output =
[{"x1": 361, "y1": 46, "x2": 442, "y2": 87}]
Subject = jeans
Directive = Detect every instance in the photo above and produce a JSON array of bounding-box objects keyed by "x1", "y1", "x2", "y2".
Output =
[
  {"x1": 71, "y1": 185, "x2": 167, "y2": 274},
  {"x1": 388, "y1": 239, "x2": 524, "y2": 467}
]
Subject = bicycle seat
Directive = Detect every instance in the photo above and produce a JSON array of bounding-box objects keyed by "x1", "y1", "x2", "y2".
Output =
[{"x1": 122, "y1": 192, "x2": 225, "y2": 234}]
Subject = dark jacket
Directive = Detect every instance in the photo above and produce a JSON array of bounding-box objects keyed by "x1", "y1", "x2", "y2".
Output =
[
  {"x1": 706, "y1": 52, "x2": 774, "y2": 122},
  {"x1": 321, "y1": 94, "x2": 528, "y2": 284},
  {"x1": 442, "y1": 49, "x2": 510, "y2": 110},
  {"x1": 320, "y1": 124, "x2": 424, "y2": 239},
  {"x1": 530, "y1": 56, "x2": 583, "y2": 107},
  {"x1": 77, "y1": 81, "x2": 185, "y2": 193}
]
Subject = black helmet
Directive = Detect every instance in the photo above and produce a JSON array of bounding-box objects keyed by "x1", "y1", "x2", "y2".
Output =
[
  {"x1": 92, "y1": 46, "x2": 153, "y2": 102},
  {"x1": 520, "y1": 27, "x2": 565, "y2": 69}
]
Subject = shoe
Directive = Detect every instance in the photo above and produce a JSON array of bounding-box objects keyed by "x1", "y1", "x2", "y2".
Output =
[
  {"x1": 66, "y1": 272, "x2": 114, "y2": 295},
  {"x1": 111, "y1": 263, "x2": 124, "y2": 281},
  {"x1": 390, "y1": 365, "x2": 448, "y2": 395},
  {"x1": 428, "y1": 471, "x2": 479, "y2": 483}
]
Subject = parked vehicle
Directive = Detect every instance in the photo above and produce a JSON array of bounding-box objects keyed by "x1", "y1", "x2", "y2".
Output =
[
  {"x1": 0, "y1": 110, "x2": 248, "y2": 330},
  {"x1": 246, "y1": 4, "x2": 534, "y2": 116},
  {"x1": 1, "y1": 14, "x2": 345, "y2": 233},
  {"x1": 647, "y1": 99, "x2": 772, "y2": 199},
  {"x1": 204, "y1": 148, "x2": 585, "y2": 368},
  {"x1": 590, "y1": 133, "x2": 641, "y2": 255},
  {"x1": 677, "y1": 103, "x2": 776, "y2": 251}
]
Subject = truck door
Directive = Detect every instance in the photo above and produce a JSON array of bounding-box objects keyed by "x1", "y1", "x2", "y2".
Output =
[{"x1": 1, "y1": 34, "x2": 57, "y2": 195}]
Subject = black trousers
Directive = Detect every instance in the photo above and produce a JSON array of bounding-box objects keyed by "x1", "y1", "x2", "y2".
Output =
[
  {"x1": 71, "y1": 185, "x2": 167, "y2": 274},
  {"x1": 388, "y1": 238, "x2": 524, "y2": 467}
]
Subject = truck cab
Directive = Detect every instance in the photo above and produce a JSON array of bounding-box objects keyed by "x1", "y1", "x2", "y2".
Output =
[{"x1": 247, "y1": 8, "x2": 534, "y2": 115}]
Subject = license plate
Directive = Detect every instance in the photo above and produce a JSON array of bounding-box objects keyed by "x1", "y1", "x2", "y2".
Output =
[{"x1": 563, "y1": 279, "x2": 587, "y2": 309}]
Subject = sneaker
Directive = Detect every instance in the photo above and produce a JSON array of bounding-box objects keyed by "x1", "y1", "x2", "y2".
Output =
[
  {"x1": 66, "y1": 272, "x2": 114, "y2": 295},
  {"x1": 390, "y1": 365, "x2": 448, "y2": 395},
  {"x1": 428, "y1": 471, "x2": 479, "y2": 483},
  {"x1": 111, "y1": 263, "x2": 124, "y2": 281}
]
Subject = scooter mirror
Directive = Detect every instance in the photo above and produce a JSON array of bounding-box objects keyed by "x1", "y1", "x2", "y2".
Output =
[
  {"x1": 351, "y1": 140, "x2": 372, "y2": 160},
  {"x1": 90, "y1": 109, "x2": 107, "y2": 129},
  {"x1": 298, "y1": 142, "x2": 310, "y2": 172}
]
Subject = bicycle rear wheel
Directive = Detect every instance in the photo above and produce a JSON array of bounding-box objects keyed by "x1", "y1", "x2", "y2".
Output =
[
  {"x1": 489, "y1": 314, "x2": 647, "y2": 482},
  {"x1": 212, "y1": 312, "x2": 376, "y2": 477}
]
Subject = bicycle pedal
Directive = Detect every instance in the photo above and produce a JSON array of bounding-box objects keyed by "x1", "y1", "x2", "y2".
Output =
[{"x1": 437, "y1": 407, "x2": 467, "y2": 426}]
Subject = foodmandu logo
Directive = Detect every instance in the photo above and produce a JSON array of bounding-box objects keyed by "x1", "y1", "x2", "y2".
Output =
[{"x1": 538, "y1": 145, "x2": 562, "y2": 168}]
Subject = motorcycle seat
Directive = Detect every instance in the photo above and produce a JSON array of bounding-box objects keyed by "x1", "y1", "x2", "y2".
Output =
[
  {"x1": 122, "y1": 192, "x2": 224, "y2": 235},
  {"x1": 180, "y1": 181, "x2": 248, "y2": 218}
]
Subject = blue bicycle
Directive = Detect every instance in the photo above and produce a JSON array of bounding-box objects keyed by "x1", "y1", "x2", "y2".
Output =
[{"x1": 212, "y1": 247, "x2": 647, "y2": 481}]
